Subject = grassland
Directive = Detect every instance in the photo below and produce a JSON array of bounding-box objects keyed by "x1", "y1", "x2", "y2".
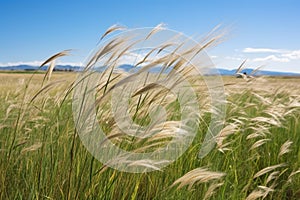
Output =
[{"x1": 0, "y1": 71, "x2": 299, "y2": 200}]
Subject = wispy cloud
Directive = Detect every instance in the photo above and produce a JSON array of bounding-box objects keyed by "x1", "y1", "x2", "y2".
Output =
[
  {"x1": 252, "y1": 55, "x2": 290, "y2": 63},
  {"x1": 242, "y1": 48, "x2": 300, "y2": 63},
  {"x1": 282, "y1": 50, "x2": 300, "y2": 60},
  {"x1": 243, "y1": 48, "x2": 284, "y2": 53},
  {"x1": 225, "y1": 56, "x2": 243, "y2": 61}
]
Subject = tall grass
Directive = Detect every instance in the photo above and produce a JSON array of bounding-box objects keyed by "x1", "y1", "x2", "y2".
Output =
[
  {"x1": 1, "y1": 73, "x2": 300, "y2": 199},
  {"x1": 1, "y1": 26, "x2": 300, "y2": 199}
]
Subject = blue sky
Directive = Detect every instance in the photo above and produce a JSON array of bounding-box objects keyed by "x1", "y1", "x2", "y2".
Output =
[{"x1": 1, "y1": 0, "x2": 300, "y2": 72}]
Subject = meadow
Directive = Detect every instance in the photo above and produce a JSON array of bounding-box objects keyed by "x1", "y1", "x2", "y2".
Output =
[
  {"x1": 0, "y1": 70, "x2": 300, "y2": 200},
  {"x1": 1, "y1": 24, "x2": 300, "y2": 200}
]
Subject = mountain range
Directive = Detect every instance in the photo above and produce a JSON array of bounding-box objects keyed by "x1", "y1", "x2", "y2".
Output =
[{"x1": 0, "y1": 64, "x2": 299, "y2": 76}]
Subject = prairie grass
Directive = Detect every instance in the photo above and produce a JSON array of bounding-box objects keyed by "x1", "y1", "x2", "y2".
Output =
[
  {"x1": 1, "y1": 25, "x2": 300, "y2": 199},
  {"x1": 0, "y1": 71, "x2": 300, "y2": 199}
]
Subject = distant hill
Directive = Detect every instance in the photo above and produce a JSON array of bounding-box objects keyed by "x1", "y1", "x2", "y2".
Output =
[
  {"x1": 216, "y1": 68, "x2": 300, "y2": 76},
  {"x1": 0, "y1": 64, "x2": 299, "y2": 76},
  {"x1": 0, "y1": 65, "x2": 81, "y2": 72}
]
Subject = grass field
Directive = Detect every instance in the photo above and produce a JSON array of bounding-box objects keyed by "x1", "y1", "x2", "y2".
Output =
[{"x1": 0, "y1": 71, "x2": 300, "y2": 200}]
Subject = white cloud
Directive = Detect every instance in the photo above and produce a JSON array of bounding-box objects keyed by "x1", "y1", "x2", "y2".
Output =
[
  {"x1": 282, "y1": 50, "x2": 300, "y2": 60},
  {"x1": 243, "y1": 47, "x2": 300, "y2": 60},
  {"x1": 225, "y1": 56, "x2": 243, "y2": 61},
  {"x1": 252, "y1": 55, "x2": 290, "y2": 63},
  {"x1": 0, "y1": 61, "x2": 42, "y2": 67},
  {"x1": 243, "y1": 47, "x2": 284, "y2": 53},
  {"x1": 0, "y1": 61, "x2": 83, "y2": 67},
  {"x1": 240, "y1": 48, "x2": 300, "y2": 64}
]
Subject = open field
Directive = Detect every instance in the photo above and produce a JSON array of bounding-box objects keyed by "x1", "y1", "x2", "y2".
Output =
[{"x1": 0, "y1": 72, "x2": 300, "y2": 199}]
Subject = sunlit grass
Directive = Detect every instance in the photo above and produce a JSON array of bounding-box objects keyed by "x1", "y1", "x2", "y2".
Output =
[{"x1": 0, "y1": 71, "x2": 300, "y2": 199}]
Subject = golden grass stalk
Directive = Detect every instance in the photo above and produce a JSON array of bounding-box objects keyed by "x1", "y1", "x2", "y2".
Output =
[
  {"x1": 40, "y1": 49, "x2": 71, "y2": 67},
  {"x1": 216, "y1": 124, "x2": 237, "y2": 150},
  {"x1": 248, "y1": 124, "x2": 271, "y2": 135},
  {"x1": 251, "y1": 116, "x2": 281, "y2": 127},
  {"x1": 145, "y1": 23, "x2": 166, "y2": 40},
  {"x1": 191, "y1": 25, "x2": 227, "y2": 54},
  {"x1": 266, "y1": 171, "x2": 280, "y2": 184},
  {"x1": 246, "y1": 185, "x2": 275, "y2": 200},
  {"x1": 99, "y1": 24, "x2": 126, "y2": 41},
  {"x1": 45, "y1": 60, "x2": 55, "y2": 81},
  {"x1": 30, "y1": 80, "x2": 66, "y2": 103},
  {"x1": 253, "y1": 163, "x2": 286, "y2": 179},
  {"x1": 288, "y1": 168, "x2": 300, "y2": 183},
  {"x1": 21, "y1": 142, "x2": 42, "y2": 154},
  {"x1": 135, "y1": 120, "x2": 182, "y2": 139},
  {"x1": 98, "y1": 132, "x2": 126, "y2": 146},
  {"x1": 250, "y1": 139, "x2": 271, "y2": 150},
  {"x1": 127, "y1": 159, "x2": 170, "y2": 171},
  {"x1": 41, "y1": 49, "x2": 71, "y2": 83},
  {"x1": 245, "y1": 189, "x2": 265, "y2": 200},
  {"x1": 172, "y1": 168, "x2": 225, "y2": 190},
  {"x1": 235, "y1": 59, "x2": 247, "y2": 74},
  {"x1": 246, "y1": 132, "x2": 267, "y2": 140},
  {"x1": 278, "y1": 140, "x2": 293, "y2": 157},
  {"x1": 86, "y1": 37, "x2": 127, "y2": 69},
  {"x1": 251, "y1": 93, "x2": 272, "y2": 105},
  {"x1": 258, "y1": 185, "x2": 275, "y2": 198},
  {"x1": 133, "y1": 141, "x2": 168, "y2": 153},
  {"x1": 203, "y1": 182, "x2": 224, "y2": 200},
  {"x1": 250, "y1": 65, "x2": 264, "y2": 76}
]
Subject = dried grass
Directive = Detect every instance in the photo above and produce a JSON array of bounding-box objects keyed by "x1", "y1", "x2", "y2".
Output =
[{"x1": 172, "y1": 168, "x2": 225, "y2": 190}]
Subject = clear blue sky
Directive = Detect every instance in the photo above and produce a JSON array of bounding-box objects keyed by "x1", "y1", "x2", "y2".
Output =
[{"x1": 1, "y1": 0, "x2": 300, "y2": 72}]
